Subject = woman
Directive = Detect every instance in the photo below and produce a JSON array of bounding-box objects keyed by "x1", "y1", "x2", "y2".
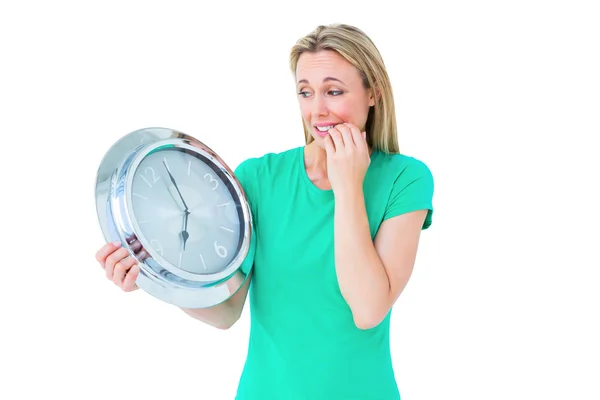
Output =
[{"x1": 95, "y1": 23, "x2": 434, "y2": 399}]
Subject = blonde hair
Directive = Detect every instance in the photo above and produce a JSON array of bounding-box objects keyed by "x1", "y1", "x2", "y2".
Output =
[{"x1": 289, "y1": 24, "x2": 399, "y2": 154}]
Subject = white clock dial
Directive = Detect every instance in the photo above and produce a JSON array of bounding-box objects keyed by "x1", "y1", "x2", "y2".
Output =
[{"x1": 130, "y1": 148, "x2": 243, "y2": 274}]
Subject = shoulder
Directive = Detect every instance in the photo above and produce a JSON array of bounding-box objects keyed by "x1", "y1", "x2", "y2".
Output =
[
  {"x1": 233, "y1": 146, "x2": 303, "y2": 187},
  {"x1": 373, "y1": 151, "x2": 434, "y2": 184},
  {"x1": 234, "y1": 155, "x2": 264, "y2": 177},
  {"x1": 234, "y1": 146, "x2": 302, "y2": 178},
  {"x1": 372, "y1": 151, "x2": 435, "y2": 228}
]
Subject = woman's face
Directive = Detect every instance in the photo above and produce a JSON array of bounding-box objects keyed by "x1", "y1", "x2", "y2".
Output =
[{"x1": 296, "y1": 50, "x2": 375, "y2": 148}]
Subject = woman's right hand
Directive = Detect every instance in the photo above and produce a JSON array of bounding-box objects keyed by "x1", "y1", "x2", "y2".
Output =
[{"x1": 95, "y1": 241, "x2": 143, "y2": 292}]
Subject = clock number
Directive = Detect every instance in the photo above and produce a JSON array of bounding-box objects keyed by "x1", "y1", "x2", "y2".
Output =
[
  {"x1": 142, "y1": 166, "x2": 160, "y2": 188},
  {"x1": 214, "y1": 241, "x2": 227, "y2": 258},
  {"x1": 204, "y1": 173, "x2": 219, "y2": 190},
  {"x1": 150, "y1": 239, "x2": 164, "y2": 256}
]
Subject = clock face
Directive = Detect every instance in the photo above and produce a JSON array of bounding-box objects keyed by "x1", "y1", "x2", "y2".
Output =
[{"x1": 129, "y1": 147, "x2": 244, "y2": 275}]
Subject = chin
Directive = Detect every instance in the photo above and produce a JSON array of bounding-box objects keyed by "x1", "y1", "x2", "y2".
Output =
[
  {"x1": 310, "y1": 136, "x2": 326, "y2": 149},
  {"x1": 310, "y1": 130, "x2": 329, "y2": 142}
]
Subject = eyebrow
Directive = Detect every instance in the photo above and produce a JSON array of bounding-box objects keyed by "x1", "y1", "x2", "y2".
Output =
[{"x1": 297, "y1": 77, "x2": 346, "y2": 85}]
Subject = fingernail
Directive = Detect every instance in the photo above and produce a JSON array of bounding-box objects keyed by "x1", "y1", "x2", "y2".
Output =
[{"x1": 112, "y1": 241, "x2": 121, "y2": 247}]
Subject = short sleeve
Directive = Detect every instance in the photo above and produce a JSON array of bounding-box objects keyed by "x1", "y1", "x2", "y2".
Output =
[
  {"x1": 383, "y1": 158, "x2": 434, "y2": 230},
  {"x1": 234, "y1": 157, "x2": 262, "y2": 217},
  {"x1": 233, "y1": 157, "x2": 262, "y2": 274}
]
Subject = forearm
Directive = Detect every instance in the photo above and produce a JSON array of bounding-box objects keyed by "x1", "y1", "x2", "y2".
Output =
[
  {"x1": 334, "y1": 188, "x2": 390, "y2": 328},
  {"x1": 180, "y1": 272, "x2": 251, "y2": 330},
  {"x1": 180, "y1": 301, "x2": 239, "y2": 330}
]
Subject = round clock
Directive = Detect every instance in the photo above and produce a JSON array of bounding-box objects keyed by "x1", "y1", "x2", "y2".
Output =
[{"x1": 94, "y1": 127, "x2": 255, "y2": 308}]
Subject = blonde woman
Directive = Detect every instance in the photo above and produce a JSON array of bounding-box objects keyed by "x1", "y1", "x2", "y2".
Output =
[{"x1": 96, "y1": 23, "x2": 434, "y2": 399}]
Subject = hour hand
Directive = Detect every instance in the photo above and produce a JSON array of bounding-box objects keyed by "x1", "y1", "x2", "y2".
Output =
[{"x1": 181, "y1": 209, "x2": 190, "y2": 250}]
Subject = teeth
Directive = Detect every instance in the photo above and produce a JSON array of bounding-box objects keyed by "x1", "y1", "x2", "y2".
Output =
[{"x1": 316, "y1": 125, "x2": 334, "y2": 132}]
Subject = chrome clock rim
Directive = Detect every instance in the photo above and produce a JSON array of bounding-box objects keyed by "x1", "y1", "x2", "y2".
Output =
[
  {"x1": 125, "y1": 139, "x2": 252, "y2": 283},
  {"x1": 94, "y1": 127, "x2": 255, "y2": 308}
]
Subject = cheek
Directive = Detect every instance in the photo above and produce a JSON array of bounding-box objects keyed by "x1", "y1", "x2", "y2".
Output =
[
  {"x1": 299, "y1": 98, "x2": 367, "y2": 126},
  {"x1": 300, "y1": 103, "x2": 312, "y2": 123},
  {"x1": 332, "y1": 102, "x2": 361, "y2": 124},
  {"x1": 350, "y1": 101, "x2": 371, "y2": 126}
]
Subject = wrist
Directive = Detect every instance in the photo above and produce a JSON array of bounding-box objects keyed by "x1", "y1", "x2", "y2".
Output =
[{"x1": 333, "y1": 185, "x2": 364, "y2": 205}]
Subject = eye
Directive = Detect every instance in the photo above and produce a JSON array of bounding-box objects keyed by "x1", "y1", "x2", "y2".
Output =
[
  {"x1": 298, "y1": 90, "x2": 311, "y2": 98},
  {"x1": 329, "y1": 90, "x2": 343, "y2": 96}
]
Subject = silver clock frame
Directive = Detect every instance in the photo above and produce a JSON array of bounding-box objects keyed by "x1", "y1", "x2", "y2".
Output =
[{"x1": 95, "y1": 127, "x2": 255, "y2": 308}]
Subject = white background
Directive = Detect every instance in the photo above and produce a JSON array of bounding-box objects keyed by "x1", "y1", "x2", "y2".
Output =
[{"x1": 1, "y1": 1, "x2": 598, "y2": 399}]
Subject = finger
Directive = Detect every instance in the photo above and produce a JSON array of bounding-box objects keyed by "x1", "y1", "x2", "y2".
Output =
[
  {"x1": 105, "y1": 247, "x2": 131, "y2": 280},
  {"x1": 95, "y1": 241, "x2": 121, "y2": 267},
  {"x1": 344, "y1": 122, "x2": 365, "y2": 143},
  {"x1": 122, "y1": 265, "x2": 140, "y2": 292},
  {"x1": 323, "y1": 133, "x2": 335, "y2": 155},
  {"x1": 113, "y1": 255, "x2": 138, "y2": 288},
  {"x1": 328, "y1": 128, "x2": 344, "y2": 152},
  {"x1": 338, "y1": 123, "x2": 357, "y2": 149},
  {"x1": 350, "y1": 127, "x2": 367, "y2": 151},
  {"x1": 344, "y1": 123, "x2": 369, "y2": 153}
]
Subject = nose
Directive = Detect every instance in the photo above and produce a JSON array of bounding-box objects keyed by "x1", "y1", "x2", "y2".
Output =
[{"x1": 311, "y1": 94, "x2": 328, "y2": 117}]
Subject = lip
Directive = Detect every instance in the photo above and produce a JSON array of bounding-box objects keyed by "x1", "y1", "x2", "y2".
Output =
[
  {"x1": 313, "y1": 122, "x2": 341, "y2": 137},
  {"x1": 314, "y1": 122, "x2": 342, "y2": 127}
]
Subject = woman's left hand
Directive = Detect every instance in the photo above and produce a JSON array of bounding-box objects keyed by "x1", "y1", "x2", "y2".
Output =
[{"x1": 323, "y1": 122, "x2": 371, "y2": 196}]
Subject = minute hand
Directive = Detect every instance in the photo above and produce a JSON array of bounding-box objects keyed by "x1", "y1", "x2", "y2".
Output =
[{"x1": 162, "y1": 159, "x2": 190, "y2": 211}]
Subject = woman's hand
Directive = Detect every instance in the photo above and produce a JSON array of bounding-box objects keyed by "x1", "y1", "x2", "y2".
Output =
[
  {"x1": 323, "y1": 122, "x2": 371, "y2": 196},
  {"x1": 95, "y1": 240, "x2": 144, "y2": 292}
]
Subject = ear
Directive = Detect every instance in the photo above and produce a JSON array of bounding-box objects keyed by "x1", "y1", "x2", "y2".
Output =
[{"x1": 368, "y1": 87, "x2": 381, "y2": 107}]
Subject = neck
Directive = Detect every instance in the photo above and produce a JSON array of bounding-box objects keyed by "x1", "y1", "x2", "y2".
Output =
[
  {"x1": 303, "y1": 140, "x2": 374, "y2": 191},
  {"x1": 303, "y1": 141, "x2": 330, "y2": 189},
  {"x1": 305, "y1": 141, "x2": 328, "y2": 169}
]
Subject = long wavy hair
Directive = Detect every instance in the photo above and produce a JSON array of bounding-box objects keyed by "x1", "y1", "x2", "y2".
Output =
[{"x1": 289, "y1": 24, "x2": 399, "y2": 154}]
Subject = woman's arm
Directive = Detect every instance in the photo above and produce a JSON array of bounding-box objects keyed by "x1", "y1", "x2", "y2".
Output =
[
  {"x1": 180, "y1": 271, "x2": 252, "y2": 330},
  {"x1": 324, "y1": 123, "x2": 429, "y2": 329},
  {"x1": 333, "y1": 194, "x2": 426, "y2": 329}
]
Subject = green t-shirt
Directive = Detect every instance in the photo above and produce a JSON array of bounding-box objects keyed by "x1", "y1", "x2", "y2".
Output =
[{"x1": 233, "y1": 146, "x2": 434, "y2": 400}]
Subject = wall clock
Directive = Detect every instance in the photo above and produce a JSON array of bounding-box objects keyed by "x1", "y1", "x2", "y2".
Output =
[{"x1": 95, "y1": 127, "x2": 255, "y2": 308}]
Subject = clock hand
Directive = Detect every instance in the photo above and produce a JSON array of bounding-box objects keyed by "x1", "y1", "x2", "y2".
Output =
[
  {"x1": 178, "y1": 211, "x2": 190, "y2": 268},
  {"x1": 181, "y1": 208, "x2": 190, "y2": 251},
  {"x1": 162, "y1": 159, "x2": 189, "y2": 212},
  {"x1": 162, "y1": 159, "x2": 192, "y2": 254}
]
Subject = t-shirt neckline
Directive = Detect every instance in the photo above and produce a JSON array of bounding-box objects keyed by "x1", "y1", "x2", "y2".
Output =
[
  {"x1": 298, "y1": 146, "x2": 334, "y2": 199},
  {"x1": 297, "y1": 146, "x2": 383, "y2": 198}
]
